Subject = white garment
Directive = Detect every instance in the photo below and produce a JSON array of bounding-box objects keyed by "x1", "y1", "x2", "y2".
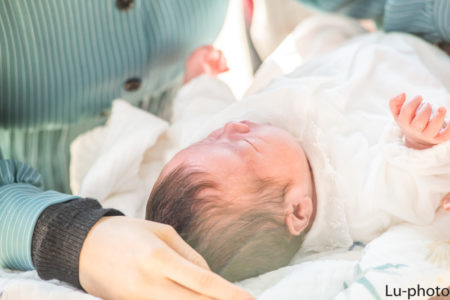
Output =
[
  {"x1": 3, "y1": 15, "x2": 449, "y2": 300},
  {"x1": 70, "y1": 27, "x2": 450, "y2": 300},
  {"x1": 72, "y1": 23, "x2": 450, "y2": 255},
  {"x1": 165, "y1": 33, "x2": 450, "y2": 255}
]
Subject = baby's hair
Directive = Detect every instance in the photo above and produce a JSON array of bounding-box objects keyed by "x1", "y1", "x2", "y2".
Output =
[{"x1": 146, "y1": 164, "x2": 305, "y2": 281}]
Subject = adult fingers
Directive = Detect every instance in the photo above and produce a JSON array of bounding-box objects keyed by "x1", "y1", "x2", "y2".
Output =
[
  {"x1": 157, "y1": 225, "x2": 210, "y2": 270},
  {"x1": 411, "y1": 102, "x2": 432, "y2": 132},
  {"x1": 389, "y1": 93, "x2": 406, "y2": 118},
  {"x1": 143, "y1": 280, "x2": 213, "y2": 300},
  {"x1": 398, "y1": 95, "x2": 423, "y2": 125},
  {"x1": 424, "y1": 106, "x2": 447, "y2": 138},
  {"x1": 162, "y1": 250, "x2": 254, "y2": 300}
]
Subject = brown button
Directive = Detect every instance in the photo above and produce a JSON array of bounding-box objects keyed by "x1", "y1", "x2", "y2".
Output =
[
  {"x1": 116, "y1": 0, "x2": 134, "y2": 11},
  {"x1": 100, "y1": 109, "x2": 109, "y2": 118},
  {"x1": 124, "y1": 77, "x2": 141, "y2": 91}
]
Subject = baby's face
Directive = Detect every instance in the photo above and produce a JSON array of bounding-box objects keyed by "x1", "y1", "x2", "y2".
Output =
[{"x1": 162, "y1": 121, "x2": 314, "y2": 224}]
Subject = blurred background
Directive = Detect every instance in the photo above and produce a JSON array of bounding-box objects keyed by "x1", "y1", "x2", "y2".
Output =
[{"x1": 213, "y1": 0, "x2": 312, "y2": 98}]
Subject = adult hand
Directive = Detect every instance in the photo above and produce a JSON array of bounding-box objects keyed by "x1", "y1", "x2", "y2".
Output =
[{"x1": 79, "y1": 216, "x2": 254, "y2": 300}]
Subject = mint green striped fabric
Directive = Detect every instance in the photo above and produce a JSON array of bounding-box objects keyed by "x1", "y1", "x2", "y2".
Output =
[
  {"x1": 384, "y1": 0, "x2": 450, "y2": 43},
  {"x1": 299, "y1": 0, "x2": 387, "y2": 20},
  {"x1": 0, "y1": 0, "x2": 228, "y2": 270},
  {"x1": 299, "y1": 0, "x2": 450, "y2": 43},
  {"x1": 0, "y1": 150, "x2": 80, "y2": 269},
  {"x1": 0, "y1": 0, "x2": 228, "y2": 128},
  {"x1": 0, "y1": 0, "x2": 227, "y2": 192},
  {"x1": 0, "y1": 184, "x2": 79, "y2": 270}
]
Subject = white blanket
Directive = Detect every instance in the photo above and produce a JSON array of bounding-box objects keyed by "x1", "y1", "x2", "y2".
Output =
[
  {"x1": 2, "y1": 15, "x2": 450, "y2": 300},
  {"x1": 239, "y1": 211, "x2": 450, "y2": 300}
]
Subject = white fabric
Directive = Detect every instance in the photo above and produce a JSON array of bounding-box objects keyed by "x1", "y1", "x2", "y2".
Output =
[
  {"x1": 250, "y1": 0, "x2": 312, "y2": 60},
  {"x1": 70, "y1": 100, "x2": 170, "y2": 218},
  {"x1": 246, "y1": 14, "x2": 366, "y2": 96},
  {"x1": 240, "y1": 211, "x2": 450, "y2": 300},
  {"x1": 2, "y1": 15, "x2": 450, "y2": 299},
  {"x1": 0, "y1": 270, "x2": 99, "y2": 300},
  {"x1": 169, "y1": 31, "x2": 450, "y2": 254}
]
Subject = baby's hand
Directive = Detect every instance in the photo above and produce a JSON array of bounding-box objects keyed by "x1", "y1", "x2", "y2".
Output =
[
  {"x1": 184, "y1": 45, "x2": 229, "y2": 84},
  {"x1": 389, "y1": 93, "x2": 450, "y2": 149}
]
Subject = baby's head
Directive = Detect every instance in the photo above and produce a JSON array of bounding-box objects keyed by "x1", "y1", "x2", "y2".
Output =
[{"x1": 146, "y1": 121, "x2": 315, "y2": 281}]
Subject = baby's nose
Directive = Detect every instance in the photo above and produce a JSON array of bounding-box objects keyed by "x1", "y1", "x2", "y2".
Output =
[{"x1": 223, "y1": 121, "x2": 250, "y2": 137}]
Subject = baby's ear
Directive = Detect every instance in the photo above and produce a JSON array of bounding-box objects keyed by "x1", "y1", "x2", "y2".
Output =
[{"x1": 285, "y1": 195, "x2": 313, "y2": 236}]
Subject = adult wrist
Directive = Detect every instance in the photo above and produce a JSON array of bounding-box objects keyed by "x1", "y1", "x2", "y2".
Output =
[{"x1": 31, "y1": 198, "x2": 124, "y2": 289}]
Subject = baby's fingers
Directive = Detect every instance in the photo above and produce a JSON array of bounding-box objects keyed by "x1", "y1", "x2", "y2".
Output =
[
  {"x1": 398, "y1": 95, "x2": 423, "y2": 125},
  {"x1": 435, "y1": 119, "x2": 450, "y2": 143},
  {"x1": 206, "y1": 49, "x2": 229, "y2": 74},
  {"x1": 411, "y1": 102, "x2": 432, "y2": 132},
  {"x1": 424, "y1": 107, "x2": 447, "y2": 138},
  {"x1": 389, "y1": 93, "x2": 406, "y2": 118}
]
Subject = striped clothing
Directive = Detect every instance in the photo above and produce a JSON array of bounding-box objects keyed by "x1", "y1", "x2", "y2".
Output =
[
  {"x1": 301, "y1": 0, "x2": 450, "y2": 43},
  {"x1": 1, "y1": 0, "x2": 449, "y2": 273},
  {"x1": 0, "y1": 152, "x2": 79, "y2": 269},
  {"x1": 0, "y1": 0, "x2": 228, "y2": 191},
  {"x1": 0, "y1": 0, "x2": 228, "y2": 270}
]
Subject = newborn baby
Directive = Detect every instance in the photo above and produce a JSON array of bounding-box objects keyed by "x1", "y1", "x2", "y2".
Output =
[
  {"x1": 146, "y1": 120, "x2": 315, "y2": 280},
  {"x1": 146, "y1": 91, "x2": 450, "y2": 281},
  {"x1": 68, "y1": 27, "x2": 450, "y2": 283}
]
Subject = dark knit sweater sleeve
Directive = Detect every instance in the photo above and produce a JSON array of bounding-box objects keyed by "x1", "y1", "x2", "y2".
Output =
[{"x1": 31, "y1": 198, "x2": 124, "y2": 289}]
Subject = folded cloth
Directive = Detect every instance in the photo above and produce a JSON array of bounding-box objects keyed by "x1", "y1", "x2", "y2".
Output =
[{"x1": 3, "y1": 14, "x2": 450, "y2": 300}]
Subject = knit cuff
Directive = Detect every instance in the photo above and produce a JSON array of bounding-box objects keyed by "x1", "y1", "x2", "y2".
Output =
[{"x1": 31, "y1": 198, "x2": 124, "y2": 289}]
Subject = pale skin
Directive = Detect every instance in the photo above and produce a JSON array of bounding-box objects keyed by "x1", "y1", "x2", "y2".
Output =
[
  {"x1": 184, "y1": 45, "x2": 229, "y2": 84},
  {"x1": 78, "y1": 47, "x2": 252, "y2": 300},
  {"x1": 389, "y1": 93, "x2": 450, "y2": 150},
  {"x1": 158, "y1": 94, "x2": 450, "y2": 239},
  {"x1": 388, "y1": 93, "x2": 450, "y2": 211},
  {"x1": 79, "y1": 217, "x2": 253, "y2": 300},
  {"x1": 78, "y1": 89, "x2": 449, "y2": 300},
  {"x1": 160, "y1": 120, "x2": 316, "y2": 237}
]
